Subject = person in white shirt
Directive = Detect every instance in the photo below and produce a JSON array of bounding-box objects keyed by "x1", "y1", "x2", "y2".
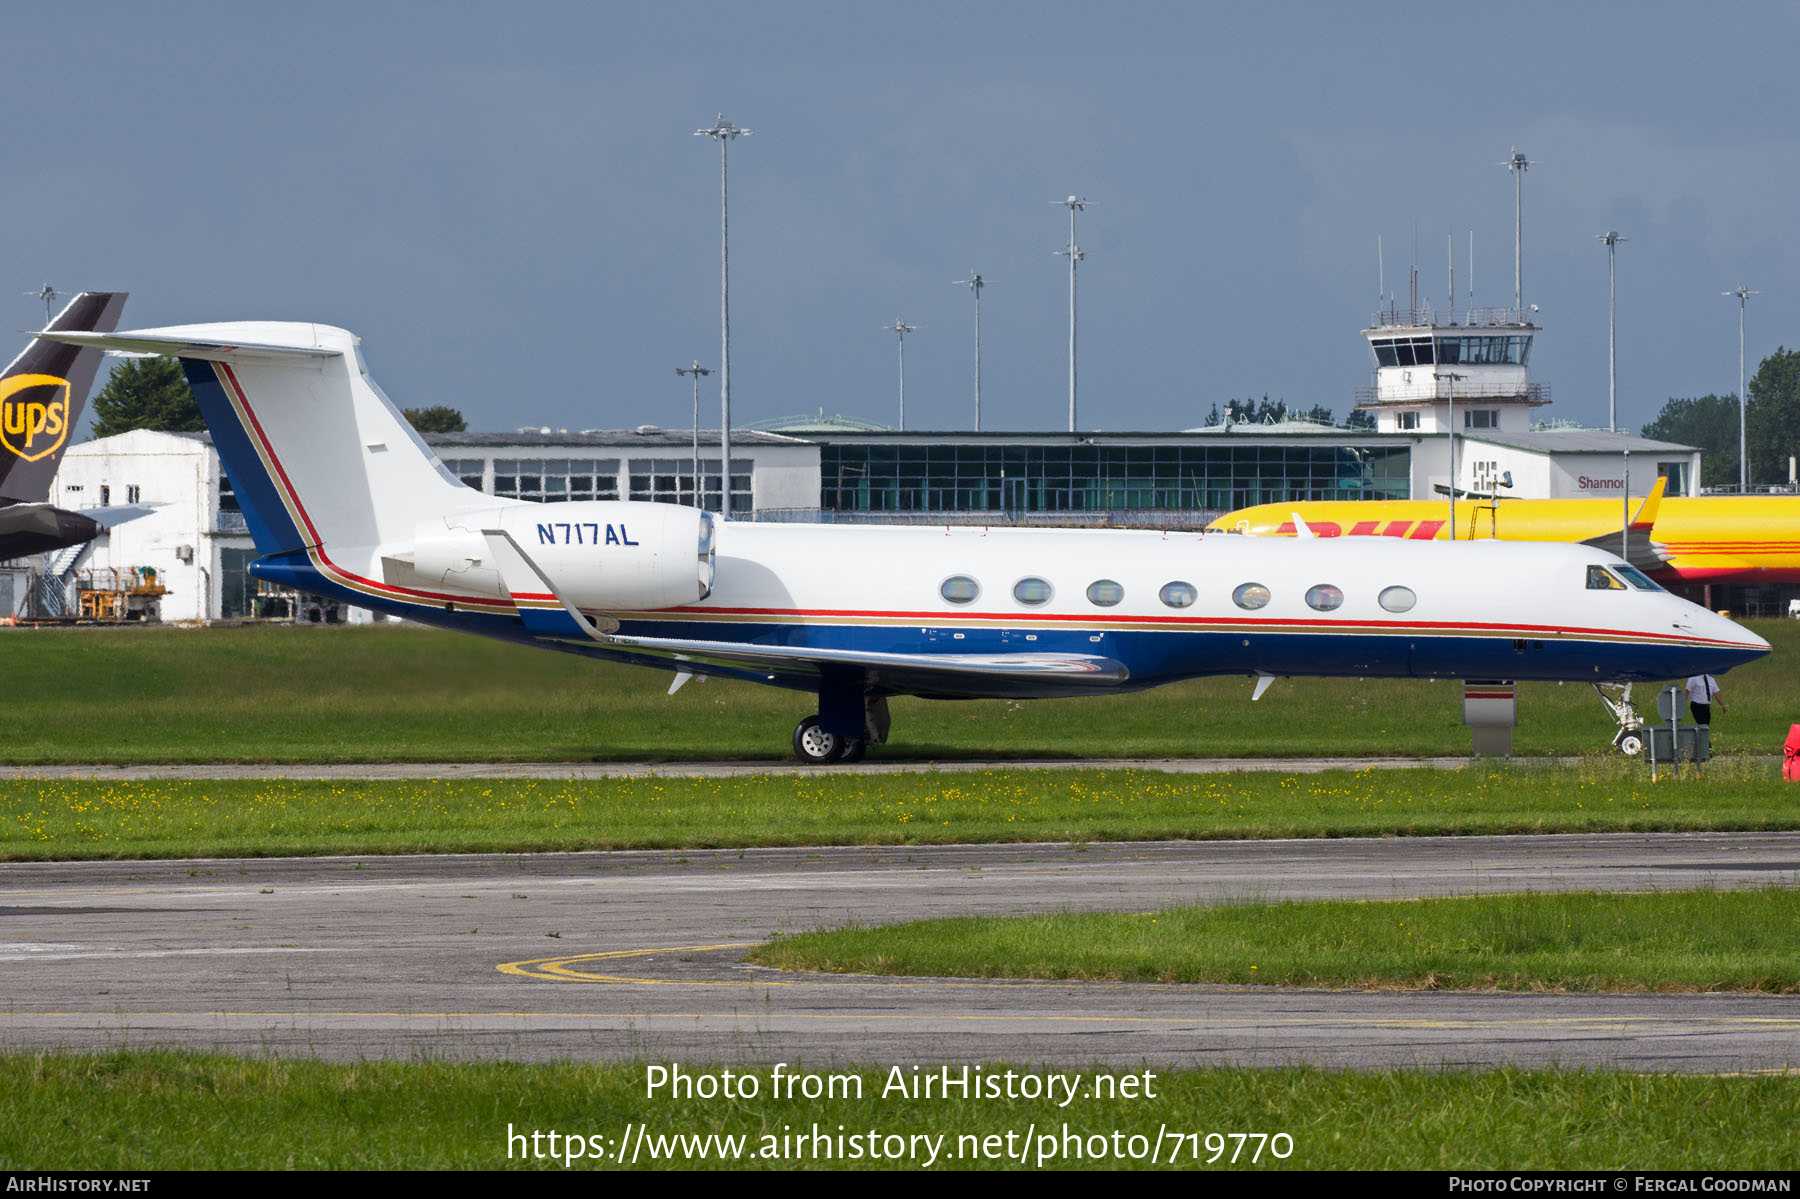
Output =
[{"x1": 1686, "y1": 674, "x2": 1725, "y2": 725}]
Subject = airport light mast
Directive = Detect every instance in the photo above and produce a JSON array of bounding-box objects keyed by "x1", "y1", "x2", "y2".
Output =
[
  {"x1": 1437, "y1": 371, "x2": 1466, "y2": 538},
  {"x1": 1055, "y1": 196, "x2": 1089, "y2": 431},
  {"x1": 888, "y1": 319, "x2": 917, "y2": 431},
  {"x1": 954, "y1": 271, "x2": 987, "y2": 431},
  {"x1": 1725, "y1": 284, "x2": 1757, "y2": 493},
  {"x1": 1598, "y1": 232, "x2": 1626, "y2": 432},
  {"x1": 676, "y1": 361, "x2": 712, "y2": 504},
  {"x1": 1502, "y1": 150, "x2": 1530, "y2": 310},
  {"x1": 25, "y1": 283, "x2": 63, "y2": 327},
  {"x1": 695, "y1": 114, "x2": 750, "y2": 515}
]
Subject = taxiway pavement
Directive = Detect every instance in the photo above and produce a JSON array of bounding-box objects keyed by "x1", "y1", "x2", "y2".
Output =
[{"x1": 3, "y1": 833, "x2": 1797, "y2": 1071}]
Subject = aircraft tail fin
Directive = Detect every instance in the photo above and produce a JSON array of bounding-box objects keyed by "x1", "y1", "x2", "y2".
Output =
[
  {"x1": 43, "y1": 323, "x2": 474, "y2": 560},
  {"x1": 0, "y1": 292, "x2": 127, "y2": 503}
]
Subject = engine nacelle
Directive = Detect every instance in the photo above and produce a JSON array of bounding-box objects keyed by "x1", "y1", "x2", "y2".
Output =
[{"x1": 412, "y1": 501, "x2": 715, "y2": 611}]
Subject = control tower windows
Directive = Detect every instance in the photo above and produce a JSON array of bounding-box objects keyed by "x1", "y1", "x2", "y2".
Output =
[
  {"x1": 1434, "y1": 336, "x2": 1531, "y2": 366},
  {"x1": 1463, "y1": 410, "x2": 1499, "y2": 429},
  {"x1": 1370, "y1": 337, "x2": 1436, "y2": 368}
]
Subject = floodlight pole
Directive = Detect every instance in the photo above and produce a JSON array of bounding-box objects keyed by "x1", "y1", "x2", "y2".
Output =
[
  {"x1": 1437, "y1": 371, "x2": 1466, "y2": 539},
  {"x1": 955, "y1": 272, "x2": 986, "y2": 430},
  {"x1": 696, "y1": 114, "x2": 750, "y2": 515},
  {"x1": 1599, "y1": 233, "x2": 1625, "y2": 432},
  {"x1": 1503, "y1": 150, "x2": 1530, "y2": 312},
  {"x1": 677, "y1": 362, "x2": 712, "y2": 505},
  {"x1": 25, "y1": 283, "x2": 62, "y2": 327},
  {"x1": 1725, "y1": 284, "x2": 1757, "y2": 492},
  {"x1": 888, "y1": 319, "x2": 917, "y2": 430},
  {"x1": 1055, "y1": 197, "x2": 1089, "y2": 431}
]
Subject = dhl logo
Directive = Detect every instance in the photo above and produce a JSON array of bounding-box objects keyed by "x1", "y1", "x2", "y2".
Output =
[{"x1": 0, "y1": 373, "x2": 72, "y2": 463}]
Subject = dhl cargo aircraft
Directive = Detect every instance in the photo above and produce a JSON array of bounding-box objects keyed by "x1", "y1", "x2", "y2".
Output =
[{"x1": 1208, "y1": 483, "x2": 1800, "y2": 586}]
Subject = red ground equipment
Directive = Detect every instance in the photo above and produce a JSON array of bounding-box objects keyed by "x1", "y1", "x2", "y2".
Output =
[{"x1": 1784, "y1": 725, "x2": 1800, "y2": 783}]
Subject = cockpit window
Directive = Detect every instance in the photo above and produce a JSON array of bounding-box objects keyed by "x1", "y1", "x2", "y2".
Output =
[
  {"x1": 1586, "y1": 565, "x2": 1628, "y2": 591},
  {"x1": 1612, "y1": 564, "x2": 1665, "y2": 592}
]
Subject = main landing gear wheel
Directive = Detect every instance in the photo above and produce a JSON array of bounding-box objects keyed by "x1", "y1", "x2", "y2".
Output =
[
  {"x1": 1616, "y1": 731, "x2": 1645, "y2": 757},
  {"x1": 792, "y1": 715, "x2": 841, "y2": 765},
  {"x1": 835, "y1": 738, "x2": 867, "y2": 763}
]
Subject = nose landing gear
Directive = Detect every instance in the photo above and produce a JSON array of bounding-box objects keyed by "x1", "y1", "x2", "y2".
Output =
[{"x1": 1594, "y1": 682, "x2": 1646, "y2": 755}]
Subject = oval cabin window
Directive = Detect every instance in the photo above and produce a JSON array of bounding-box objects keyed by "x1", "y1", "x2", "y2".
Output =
[
  {"x1": 1086, "y1": 579, "x2": 1125, "y2": 606},
  {"x1": 1013, "y1": 577, "x2": 1054, "y2": 605},
  {"x1": 1232, "y1": 582, "x2": 1270, "y2": 610},
  {"x1": 1305, "y1": 584, "x2": 1344, "y2": 612},
  {"x1": 1379, "y1": 586, "x2": 1416, "y2": 613},
  {"x1": 1159, "y1": 581, "x2": 1197, "y2": 608},
  {"x1": 940, "y1": 576, "x2": 980, "y2": 604}
]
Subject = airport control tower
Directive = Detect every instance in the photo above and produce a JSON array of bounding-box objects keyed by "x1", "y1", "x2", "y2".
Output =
[{"x1": 1354, "y1": 304, "x2": 1548, "y2": 435}]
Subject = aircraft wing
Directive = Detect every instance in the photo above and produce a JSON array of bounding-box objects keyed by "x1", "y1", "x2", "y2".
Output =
[
  {"x1": 607, "y1": 633, "x2": 1130, "y2": 684},
  {"x1": 1578, "y1": 477, "x2": 1669, "y2": 574},
  {"x1": 471, "y1": 527, "x2": 1132, "y2": 695}
]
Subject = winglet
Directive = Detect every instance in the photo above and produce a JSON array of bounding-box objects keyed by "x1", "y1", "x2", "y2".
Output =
[
  {"x1": 479, "y1": 528, "x2": 619, "y2": 641},
  {"x1": 1290, "y1": 513, "x2": 1315, "y2": 539},
  {"x1": 1630, "y1": 476, "x2": 1667, "y2": 533}
]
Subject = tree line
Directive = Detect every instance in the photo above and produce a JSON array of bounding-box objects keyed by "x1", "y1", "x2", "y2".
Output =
[{"x1": 1641, "y1": 347, "x2": 1800, "y2": 489}]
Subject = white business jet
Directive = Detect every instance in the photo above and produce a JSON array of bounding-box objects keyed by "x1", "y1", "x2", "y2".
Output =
[{"x1": 48, "y1": 322, "x2": 1770, "y2": 762}]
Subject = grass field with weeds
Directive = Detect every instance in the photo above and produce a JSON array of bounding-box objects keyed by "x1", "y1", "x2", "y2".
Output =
[
  {"x1": 0, "y1": 619, "x2": 1793, "y2": 763},
  {"x1": 4, "y1": 758, "x2": 1798, "y2": 859},
  {"x1": 749, "y1": 887, "x2": 1800, "y2": 993},
  {"x1": 1, "y1": 1051, "x2": 1795, "y2": 1170}
]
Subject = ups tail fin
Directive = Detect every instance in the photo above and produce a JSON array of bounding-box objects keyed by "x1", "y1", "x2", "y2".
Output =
[
  {"x1": 0, "y1": 292, "x2": 127, "y2": 502},
  {"x1": 43, "y1": 322, "x2": 474, "y2": 560}
]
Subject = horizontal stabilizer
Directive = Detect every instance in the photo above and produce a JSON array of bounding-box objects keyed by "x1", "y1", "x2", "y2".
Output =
[{"x1": 44, "y1": 328, "x2": 341, "y2": 362}]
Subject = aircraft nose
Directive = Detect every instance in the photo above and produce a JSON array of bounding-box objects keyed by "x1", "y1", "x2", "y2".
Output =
[{"x1": 1697, "y1": 608, "x2": 1770, "y2": 667}]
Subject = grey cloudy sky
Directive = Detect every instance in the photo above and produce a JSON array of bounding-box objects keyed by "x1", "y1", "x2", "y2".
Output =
[{"x1": 10, "y1": 2, "x2": 1799, "y2": 437}]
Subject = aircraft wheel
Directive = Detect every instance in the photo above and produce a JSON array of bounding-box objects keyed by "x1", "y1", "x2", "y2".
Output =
[
  {"x1": 1616, "y1": 731, "x2": 1644, "y2": 757},
  {"x1": 792, "y1": 715, "x2": 841, "y2": 764},
  {"x1": 835, "y1": 738, "x2": 867, "y2": 763}
]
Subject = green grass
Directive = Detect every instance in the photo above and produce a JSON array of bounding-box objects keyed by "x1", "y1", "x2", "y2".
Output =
[
  {"x1": 0, "y1": 619, "x2": 1793, "y2": 763},
  {"x1": 5, "y1": 759, "x2": 1800, "y2": 860},
  {"x1": 749, "y1": 888, "x2": 1800, "y2": 993},
  {"x1": 1, "y1": 1052, "x2": 1795, "y2": 1170}
]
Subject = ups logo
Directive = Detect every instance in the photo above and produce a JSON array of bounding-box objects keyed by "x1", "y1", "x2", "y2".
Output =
[{"x1": 0, "y1": 373, "x2": 72, "y2": 462}]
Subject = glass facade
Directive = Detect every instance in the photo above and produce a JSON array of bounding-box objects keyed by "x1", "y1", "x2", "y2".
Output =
[
  {"x1": 820, "y1": 441, "x2": 1410, "y2": 515},
  {"x1": 492, "y1": 458, "x2": 620, "y2": 503},
  {"x1": 627, "y1": 457, "x2": 752, "y2": 515}
]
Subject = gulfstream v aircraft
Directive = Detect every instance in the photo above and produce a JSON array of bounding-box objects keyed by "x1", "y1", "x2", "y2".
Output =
[{"x1": 49, "y1": 322, "x2": 1771, "y2": 762}]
